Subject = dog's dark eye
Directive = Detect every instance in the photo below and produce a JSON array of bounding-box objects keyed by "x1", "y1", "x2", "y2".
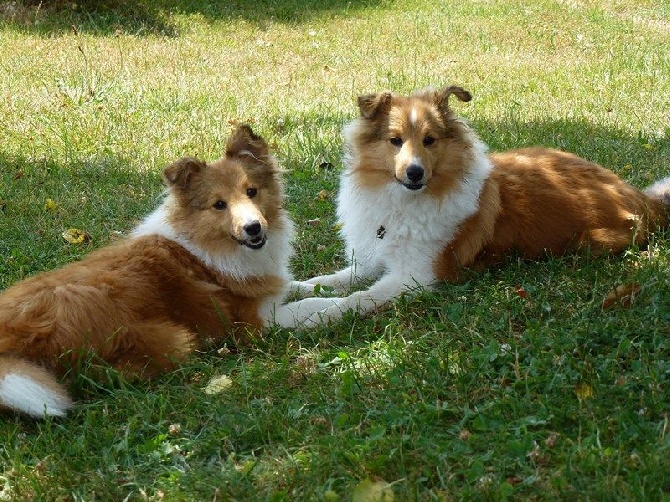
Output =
[
  {"x1": 246, "y1": 187, "x2": 257, "y2": 198},
  {"x1": 213, "y1": 200, "x2": 227, "y2": 210},
  {"x1": 390, "y1": 137, "x2": 403, "y2": 147},
  {"x1": 423, "y1": 136, "x2": 436, "y2": 147}
]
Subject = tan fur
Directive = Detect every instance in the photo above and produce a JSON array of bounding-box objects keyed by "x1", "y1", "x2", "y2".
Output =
[
  {"x1": 0, "y1": 125, "x2": 290, "y2": 417},
  {"x1": 435, "y1": 148, "x2": 668, "y2": 280}
]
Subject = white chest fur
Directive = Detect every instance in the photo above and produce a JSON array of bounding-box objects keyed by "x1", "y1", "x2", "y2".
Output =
[{"x1": 336, "y1": 136, "x2": 493, "y2": 280}]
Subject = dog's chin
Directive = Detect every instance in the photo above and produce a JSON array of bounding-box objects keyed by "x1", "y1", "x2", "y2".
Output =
[{"x1": 235, "y1": 236, "x2": 267, "y2": 250}]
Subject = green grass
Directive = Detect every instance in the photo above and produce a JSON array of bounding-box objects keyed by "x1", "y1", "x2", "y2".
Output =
[{"x1": 1, "y1": 0, "x2": 669, "y2": 499}]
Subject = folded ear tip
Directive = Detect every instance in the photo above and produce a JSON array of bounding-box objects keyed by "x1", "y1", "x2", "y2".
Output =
[
  {"x1": 236, "y1": 123, "x2": 256, "y2": 137},
  {"x1": 226, "y1": 124, "x2": 270, "y2": 161},
  {"x1": 436, "y1": 86, "x2": 472, "y2": 112},
  {"x1": 449, "y1": 86, "x2": 472, "y2": 102},
  {"x1": 358, "y1": 91, "x2": 393, "y2": 119},
  {"x1": 163, "y1": 157, "x2": 204, "y2": 188}
]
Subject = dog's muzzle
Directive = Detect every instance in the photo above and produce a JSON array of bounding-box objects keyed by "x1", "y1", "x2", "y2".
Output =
[
  {"x1": 236, "y1": 221, "x2": 267, "y2": 249},
  {"x1": 399, "y1": 163, "x2": 426, "y2": 190}
]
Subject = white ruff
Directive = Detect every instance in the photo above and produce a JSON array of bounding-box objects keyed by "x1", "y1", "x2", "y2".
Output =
[
  {"x1": 132, "y1": 199, "x2": 295, "y2": 283},
  {"x1": 337, "y1": 124, "x2": 493, "y2": 284},
  {"x1": 0, "y1": 374, "x2": 70, "y2": 417}
]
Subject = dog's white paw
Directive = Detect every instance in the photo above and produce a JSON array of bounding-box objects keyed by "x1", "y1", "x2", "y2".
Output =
[{"x1": 288, "y1": 281, "x2": 319, "y2": 298}]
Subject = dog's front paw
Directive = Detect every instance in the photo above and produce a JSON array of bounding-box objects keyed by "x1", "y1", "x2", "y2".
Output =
[
  {"x1": 305, "y1": 280, "x2": 349, "y2": 295},
  {"x1": 301, "y1": 300, "x2": 351, "y2": 328},
  {"x1": 288, "y1": 281, "x2": 320, "y2": 298}
]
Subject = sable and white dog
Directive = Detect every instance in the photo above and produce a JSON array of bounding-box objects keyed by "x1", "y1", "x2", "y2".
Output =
[
  {"x1": 283, "y1": 86, "x2": 670, "y2": 327},
  {"x1": 0, "y1": 125, "x2": 305, "y2": 418}
]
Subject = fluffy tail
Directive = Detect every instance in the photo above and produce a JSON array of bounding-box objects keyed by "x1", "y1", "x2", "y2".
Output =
[
  {"x1": 644, "y1": 176, "x2": 670, "y2": 207},
  {"x1": 0, "y1": 356, "x2": 73, "y2": 418}
]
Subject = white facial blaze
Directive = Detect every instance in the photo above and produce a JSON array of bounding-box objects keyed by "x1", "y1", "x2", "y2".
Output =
[
  {"x1": 411, "y1": 156, "x2": 424, "y2": 168},
  {"x1": 410, "y1": 107, "x2": 418, "y2": 125},
  {"x1": 233, "y1": 202, "x2": 264, "y2": 234}
]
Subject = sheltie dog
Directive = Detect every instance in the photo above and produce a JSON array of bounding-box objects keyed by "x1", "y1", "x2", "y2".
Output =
[
  {"x1": 283, "y1": 86, "x2": 670, "y2": 327},
  {"x1": 0, "y1": 125, "x2": 304, "y2": 417}
]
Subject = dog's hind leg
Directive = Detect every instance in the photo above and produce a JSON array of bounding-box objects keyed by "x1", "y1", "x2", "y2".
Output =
[{"x1": 103, "y1": 322, "x2": 195, "y2": 378}]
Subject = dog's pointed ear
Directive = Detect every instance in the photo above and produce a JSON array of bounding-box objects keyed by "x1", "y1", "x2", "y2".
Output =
[
  {"x1": 436, "y1": 86, "x2": 472, "y2": 114},
  {"x1": 357, "y1": 92, "x2": 393, "y2": 120},
  {"x1": 163, "y1": 157, "x2": 206, "y2": 190},
  {"x1": 225, "y1": 124, "x2": 270, "y2": 165}
]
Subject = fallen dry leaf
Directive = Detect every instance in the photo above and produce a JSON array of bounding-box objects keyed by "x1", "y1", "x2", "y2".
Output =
[
  {"x1": 62, "y1": 228, "x2": 90, "y2": 244},
  {"x1": 575, "y1": 382, "x2": 594, "y2": 400},
  {"x1": 545, "y1": 432, "x2": 560, "y2": 448},
  {"x1": 203, "y1": 374, "x2": 233, "y2": 395},
  {"x1": 459, "y1": 429, "x2": 472, "y2": 441},
  {"x1": 514, "y1": 285, "x2": 529, "y2": 299},
  {"x1": 44, "y1": 198, "x2": 58, "y2": 212},
  {"x1": 602, "y1": 283, "x2": 641, "y2": 309},
  {"x1": 352, "y1": 478, "x2": 394, "y2": 502}
]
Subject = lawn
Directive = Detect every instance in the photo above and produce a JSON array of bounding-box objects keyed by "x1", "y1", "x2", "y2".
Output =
[{"x1": 1, "y1": 0, "x2": 669, "y2": 499}]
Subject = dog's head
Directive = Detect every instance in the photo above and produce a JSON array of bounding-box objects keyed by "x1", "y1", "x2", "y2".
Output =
[
  {"x1": 347, "y1": 86, "x2": 473, "y2": 196},
  {"x1": 164, "y1": 125, "x2": 284, "y2": 253}
]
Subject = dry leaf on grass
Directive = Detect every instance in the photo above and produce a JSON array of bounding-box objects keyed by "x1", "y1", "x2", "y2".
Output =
[
  {"x1": 602, "y1": 283, "x2": 641, "y2": 309},
  {"x1": 352, "y1": 478, "x2": 394, "y2": 502},
  {"x1": 514, "y1": 285, "x2": 529, "y2": 299},
  {"x1": 62, "y1": 228, "x2": 90, "y2": 244},
  {"x1": 203, "y1": 374, "x2": 233, "y2": 395},
  {"x1": 44, "y1": 198, "x2": 58, "y2": 211},
  {"x1": 575, "y1": 382, "x2": 594, "y2": 400}
]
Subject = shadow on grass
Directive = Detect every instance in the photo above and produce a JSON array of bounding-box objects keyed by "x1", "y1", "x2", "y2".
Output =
[
  {"x1": 0, "y1": 150, "x2": 159, "y2": 287},
  {"x1": 0, "y1": 0, "x2": 379, "y2": 36}
]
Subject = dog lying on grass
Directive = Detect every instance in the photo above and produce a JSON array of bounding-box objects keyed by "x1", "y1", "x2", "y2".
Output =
[
  {"x1": 282, "y1": 86, "x2": 670, "y2": 327},
  {"x1": 0, "y1": 125, "x2": 304, "y2": 418}
]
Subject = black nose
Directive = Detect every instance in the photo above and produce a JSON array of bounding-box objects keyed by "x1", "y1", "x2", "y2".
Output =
[
  {"x1": 406, "y1": 164, "x2": 424, "y2": 183},
  {"x1": 244, "y1": 221, "x2": 262, "y2": 236}
]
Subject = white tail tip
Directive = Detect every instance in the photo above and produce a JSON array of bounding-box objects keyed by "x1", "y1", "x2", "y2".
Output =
[
  {"x1": 0, "y1": 373, "x2": 73, "y2": 418},
  {"x1": 644, "y1": 176, "x2": 670, "y2": 205}
]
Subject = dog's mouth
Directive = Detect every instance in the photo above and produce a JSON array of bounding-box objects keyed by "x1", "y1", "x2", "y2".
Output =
[
  {"x1": 397, "y1": 178, "x2": 425, "y2": 191},
  {"x1": 234, "y1": 235, "x2": 267, "y2": 250}
]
